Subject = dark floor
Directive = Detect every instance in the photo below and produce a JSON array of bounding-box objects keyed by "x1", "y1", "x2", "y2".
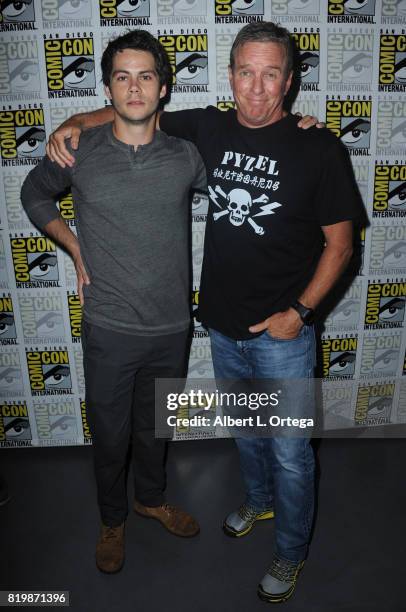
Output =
[{"x1": 1, "y1": 438, "x2": 405, "y2": 612}]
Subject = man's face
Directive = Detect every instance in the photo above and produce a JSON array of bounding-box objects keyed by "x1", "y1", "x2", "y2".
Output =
[
  {"x1": 105, "y1": 48, "x2": 166, "y2": 124},
  {"x1": 229, "y1": 41, "x2": 292, "y2": 129}
]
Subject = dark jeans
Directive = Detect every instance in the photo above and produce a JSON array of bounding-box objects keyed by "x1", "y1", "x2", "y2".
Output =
[{"x1": 82, "y1": 321, "x2": 190, "y2": 527}]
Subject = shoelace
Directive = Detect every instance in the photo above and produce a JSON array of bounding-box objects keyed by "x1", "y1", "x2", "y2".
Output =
[
  {"x1": 268, "y1": 556, "x2": 299, "y2": 584},
  {"x1": 102, "y1": 526, "x2": 121, "y2": 541},
  {"x1": 238, "y1": 504, "x2": 260, "y2": 523}
]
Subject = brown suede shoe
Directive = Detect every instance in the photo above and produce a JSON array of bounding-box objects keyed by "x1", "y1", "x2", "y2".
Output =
[
  {"x1": 96, "y1": 523, "x2": 125, "y2": 573},
  {"x1": 134, "y1": 500, "x2": 200, "y2": 537}
]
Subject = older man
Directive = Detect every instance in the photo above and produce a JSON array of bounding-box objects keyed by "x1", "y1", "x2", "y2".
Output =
[{"x1": 47, "y1": 23, "x2": 360, "y2": 604}]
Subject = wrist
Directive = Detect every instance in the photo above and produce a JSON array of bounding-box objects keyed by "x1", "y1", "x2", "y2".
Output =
[{"x1": 290, "y1": 300, "x2": 314, "y2": 325}]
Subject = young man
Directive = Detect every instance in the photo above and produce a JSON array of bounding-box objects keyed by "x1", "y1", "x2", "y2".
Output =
[
  {"x1": 21, "y1": 30, "x2": 207, "y2": 574},
  {"x1": 45, "y1": 23, "x2": 361, "y2": 604}
]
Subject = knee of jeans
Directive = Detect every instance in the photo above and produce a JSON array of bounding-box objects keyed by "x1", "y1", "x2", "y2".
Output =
[{"x1": 271, "y1": 439, "x2": 314, "y2": 473}]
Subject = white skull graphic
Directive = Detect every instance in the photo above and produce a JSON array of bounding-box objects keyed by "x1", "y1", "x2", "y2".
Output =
[{"x1": 227, "y1": 189, "x2": 252, "y2": 226}]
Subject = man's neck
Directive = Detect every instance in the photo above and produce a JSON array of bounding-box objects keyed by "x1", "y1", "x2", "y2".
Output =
[{"x1": 112, "y1": 113, "x2": 156, "y2": 148}]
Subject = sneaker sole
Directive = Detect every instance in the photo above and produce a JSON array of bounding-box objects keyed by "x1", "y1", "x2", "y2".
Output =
[
  {"x1": 222, "y1": 509, "x2": 275, "y2": 538},
  {"x1": 256, "y1": 561, "x2": 305, "y2": 603}
]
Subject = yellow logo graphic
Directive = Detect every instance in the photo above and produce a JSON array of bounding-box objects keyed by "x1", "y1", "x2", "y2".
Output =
[
  {"x1": 0, "y1": 108, "x2": 45, "y2": 162},
  {"x1": 373, "y1": 164, "x2": 406, "y2": 217},
  {"x1": 10, "y1": 235, "x2": 59, "y2": 287},
  {"x1": 26, "y1": 349, "x2": 72, "y2": 395},
  {"x1": 355, "y1": 383, "x2": 394, "y2": 425},
  {"x1": 364, "y1": 281, "x2": 406, "y2": 328},
  {"x1": 44, "y1": 36, "x2": 96, "y2": 96}
]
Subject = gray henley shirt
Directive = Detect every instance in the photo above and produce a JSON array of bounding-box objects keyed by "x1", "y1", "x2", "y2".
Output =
[{"x1": 21, "y1": 123, "x2": 207, "y2": 336}]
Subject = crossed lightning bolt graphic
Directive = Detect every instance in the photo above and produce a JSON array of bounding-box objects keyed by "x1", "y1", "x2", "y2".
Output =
[{"x1": 208, "y1": 184, "x2": 281, "y2": 235}]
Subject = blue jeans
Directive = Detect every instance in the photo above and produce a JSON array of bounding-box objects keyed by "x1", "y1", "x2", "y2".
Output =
[{"x1": 209, "y1": 325, "x2": 316, "y2": 563}]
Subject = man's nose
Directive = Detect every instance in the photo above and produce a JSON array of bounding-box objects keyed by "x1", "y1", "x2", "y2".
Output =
[
  {"x1": 252, "y1": 74, "x2": 264, "y2": 94},
  {"x1": 129, "y1": 77, "x2": 141, "y2": 92}
]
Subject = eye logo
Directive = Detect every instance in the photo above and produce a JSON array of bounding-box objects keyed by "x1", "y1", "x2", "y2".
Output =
[
  {"x1": 99, "y1": 0, "x2": 150, "y2": 21},
  {"x1": 1, "y1": 0, "x2": 35, "y2": 22},
  {"x1": 10, "y1": 236, "x2": 60, "y2": 288},
  {"x1": 326, "y1": 99, "x2": 372, "y2": 153},
  {"x1": 300, "y1": 52, "x2": 319, "y2": 80},
  {"x1": 8, "y1": 60, "x2": 40, "y2": 94},
  {"x1": 373, "y1": 165, "x2": 406, "y2": 218},
  {"x1": 174, "y1": 0, "x2": 206, "y2": 14},
  {"x1": 365, "y1": 282, "x2": 406, "y2": 329},
  {"x1": 44, "y1": 37, "x2": 96, "y2": 97},
  {"x1": 342, "y1": 53, "x2": 372, "y2": 82},
  {"x1": 340, "y1": 118, "x2": 371, "y2": 148},
  {"x1": 0, "y1": 109, "x2": 46, "y2": 164},
  {"x1": 343, "y1": 0, "x2": 375, "y2": 13},
  {"x1": 215, "y1": 0, "x2": 263, "y2": 21},
  {"x1": 379, "y1": 35, "x2": 406, "y2": 92},
  {"x1": 159, "y1": 34, "x2": 209, "y2": 90},
  {"x1": 176, "y1": 52, "x2": 208, "y2": 84},
  {"x1": 26, "y1": 350, "x2": 72, "y2": 395}
]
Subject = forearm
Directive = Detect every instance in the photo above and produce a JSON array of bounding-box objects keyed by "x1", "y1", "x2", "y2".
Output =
[
  {"x1": 43, "y1": 217, "x2": 80, "y2": 259},
  {"x1": 63, "y1": 106, "x2": 114, "y2": 131},
  {"x1": 298, "y1": 242, "x2": 353, "y2": 310}
]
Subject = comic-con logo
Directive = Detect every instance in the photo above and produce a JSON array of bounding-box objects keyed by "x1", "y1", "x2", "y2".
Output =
[
  {"x1": 328, "y1": 0, "x2": 376, "y2": 23},
  {"x1": 215, "y1": 0, "x2": 264, "y2": 24},
  {"x1": 216, "y1": 97, "x2": 235, "y2": 112},
  {"x1": 369, "y1": 224, "x2": 406, "y2": 275},
  {"x1": 0, "y1": 106, "x2": 45, "y2": 166},
  {"x1": 158, "y1": 0, "x2": 207, "y2": 20},
  {"x1": 326, "y1": 98, "x2": 372, "y2": 156},
  {"x1": 57, "y1": 192, "x2": 75, "y2": 227},
  {"x1": 355, "y1": 382, "x2": 394, "y2": 425},
  {"x1": 44, "y1": 35, "x2": 96, "y2": 98},
  {"x1": 0, "y1": 402, "x2": 31, "y2": 446},
  {"x1": 158, "y1": 32, "x2": 209, "y2": 92},
  {"x1": 379, "y1": 34, "x2": 406, "y2": 92},
  {"x1": 0, "y1": 0, "x2": 36, "y2": 31},
  {"x1": 382, "y1": 0, "x2": 406, "y2": 24},
  {"x1": 0, "y1": 236, "x2": 9, "y2": 289},
  {"x1": 270, "y1": 0, "x2": 321, "y2": 21},
  {"x1": 322, "y1": 336, "x2": 357, "y2": 379},
  {"x1": 324, "y1": 279, "x2": 362, "y2": 331},
  {"x1": 360, "y1": 333, "x2": 401, "y2": 378},
  {"x1": 42, "y1": 0, "x2": 92, "y2": 27},
  {"x1": 3, "y1": 172, "x2": 31, "y2": 230},
  {"x1": 192, "y1": 288, "x2": 207, "y2": 338},
  {"x1": 0, "y1": 294, "x2": 17, "y2": 345},
  {"x1": 373, "y1": 163, "x2": 406, "y2": 218},
  {"x1": 80, "y1": 400, "x2": 92, "y2": 444},
  {"x1": 376, "y1": 99, "x2": 406, "y2": 157},
  {"x1": 0, "y1": 350, "x2": 24, "y2": 397},
  {"x1": 327, "y1": 31, "x2": 374, "y2": 91},
  {"x1": 10, "y1": 235, "x2": 60, "y2": 288},
  {"x1": 99, "y1": 0, "x2": 151, "y2": 25},
  {"x1": 364, "y1": 281, "x2": 406, "y2": 329},
  {"x1": 67, "y1": 292, "x2": 81, "y2": 342},
  {"x1": 292, "y1": 31, "x2": 320, "y2": 91},
  {"x1": 26, "y1": 348, "x2": 72, "y2": 395},
  {"x1": 34, "y1": 400, "x2": 77, "y2": 442},
  {"x1": 188, "y1": 340, "x2": 213, "y2": 378},
  {"x1": 0, "y1": 37, "x2": 41, "y2": 99},
  {"x1": 19, "y1": 293, "x2": 65, "y2": 343},
  {"x1": 322, "y1": 381, "x2": 353, "y2": 429}
]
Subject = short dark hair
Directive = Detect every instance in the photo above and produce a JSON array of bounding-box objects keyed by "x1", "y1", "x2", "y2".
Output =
[
  {"x1": 229, "y1": 22, "x2": 294, "y2": 78},
  {"x1": 101, "y1": 29, "x2": 171, "y2": 89}
]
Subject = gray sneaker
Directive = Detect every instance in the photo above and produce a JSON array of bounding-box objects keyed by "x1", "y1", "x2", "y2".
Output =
[
  {"x1": 223, "y1": 503, "x2": 274, "y2": 537},
  {"x1": 257, "y1": 555, "x2": 305, "y2": 603}
]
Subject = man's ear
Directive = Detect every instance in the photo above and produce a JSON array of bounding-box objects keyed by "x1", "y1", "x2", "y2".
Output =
[
  {"x1": 104, "y1": 84, "x2": 112, "y2": 101},
  {"x1": 159, "y1": 84, "x2": 167, "y2": 99},
  {"x1": 228, "y1": 65, "x2": 234, "y2": 89},
  {"x1": 284, "y1": 71, "x2": 293, "y2": 95}
]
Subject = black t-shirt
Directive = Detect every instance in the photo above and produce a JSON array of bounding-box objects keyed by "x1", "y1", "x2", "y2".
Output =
[{"x1": 161, "y1": 107, "x2": 361, "y2": 340}]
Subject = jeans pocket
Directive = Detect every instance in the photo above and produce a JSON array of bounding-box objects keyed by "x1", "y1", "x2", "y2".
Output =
[{"x1": 265, "y1": 325, "x2": 305, "y2": 342}]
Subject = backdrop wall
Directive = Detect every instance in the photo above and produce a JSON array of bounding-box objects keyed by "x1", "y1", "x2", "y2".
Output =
[{"x1": 0, "y1": 0, "x2": 405, "y2": 447}]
